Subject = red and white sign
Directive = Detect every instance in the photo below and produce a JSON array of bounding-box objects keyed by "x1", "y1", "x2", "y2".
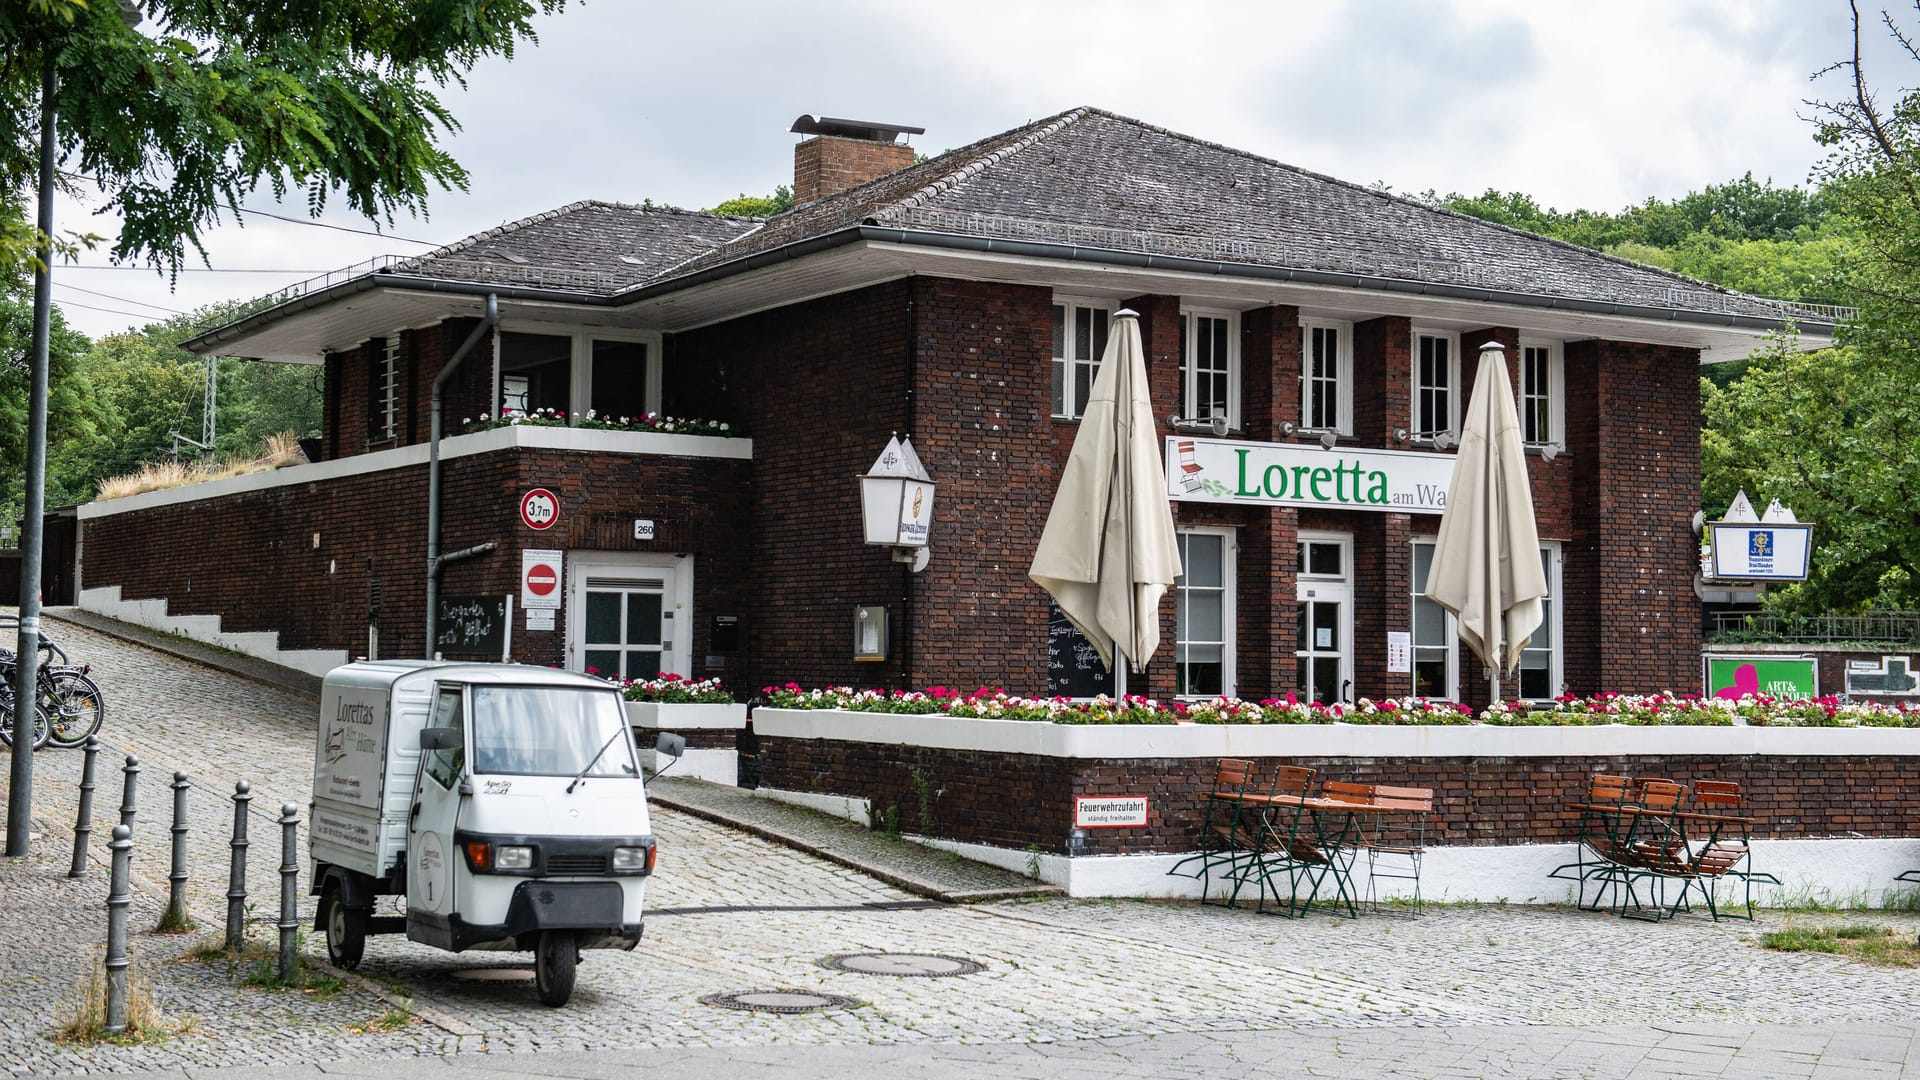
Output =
[
  {"x1": 1074, "y1": 796, "x2": 1149, "y2": 829},
  {"x1": 519, "y1": 488, "x2": 560, "y2": 531},
  {"x1": 521, "y1": 549, "x2": 563, "y2": 611}
]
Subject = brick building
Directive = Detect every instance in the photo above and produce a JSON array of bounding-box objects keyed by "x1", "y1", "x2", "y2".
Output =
[{"x1": 76, "y1": 108, "x2": 1836, "y2": 708}]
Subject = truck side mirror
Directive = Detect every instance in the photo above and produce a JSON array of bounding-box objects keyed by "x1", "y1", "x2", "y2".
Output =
[
  {"x1": 419, "y1": 726, "x2": 461, "y2": 751},
  {"x1": 654, "y1": 732, "x2": 686, "y2": 760}
]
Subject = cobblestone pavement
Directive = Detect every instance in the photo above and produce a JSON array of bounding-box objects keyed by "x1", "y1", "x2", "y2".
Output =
[{"x1": 4, "y1": 615, "x2": 1920, "y2": 1078}]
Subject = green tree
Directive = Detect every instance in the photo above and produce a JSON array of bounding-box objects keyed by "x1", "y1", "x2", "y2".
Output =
[
  {"x1": 708, "y1": 185, "x2": 794, "y2": 218},
  {"x1": 0, "y1": 292, "x2": 105, "y2": 518},
  {"x1": 2, "y1": 0, "x2": 566, "y2": 278}
]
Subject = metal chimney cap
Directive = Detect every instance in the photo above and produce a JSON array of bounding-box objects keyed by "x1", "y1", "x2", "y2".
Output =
[{"x1": 790, "y1": 115, "x2": 925, "y2": 143}]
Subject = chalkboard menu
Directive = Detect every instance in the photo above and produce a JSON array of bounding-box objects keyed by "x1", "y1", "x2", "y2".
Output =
[
  {"x1": 1047, "y1": 600, "x2": 1114, "y2": 698},
  {"x1": 436, "y1": 594, "x2": 510, "y2": 659}
]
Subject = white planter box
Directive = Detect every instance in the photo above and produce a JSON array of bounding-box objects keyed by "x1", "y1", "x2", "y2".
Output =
[
  {"x1": 626, "y1": 701, "x2": 748, "y2": 729},
  {"x1": 748, "y1": 707, "x2": 1920, "y2": 758}
]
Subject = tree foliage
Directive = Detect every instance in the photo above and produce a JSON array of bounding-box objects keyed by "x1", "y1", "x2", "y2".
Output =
[
  {"x1": 1, "y1": 0, "x2": 566, "y2": 278},
  {"x1": 707, "y1": 185, "x2": 794, "y2": 218}
]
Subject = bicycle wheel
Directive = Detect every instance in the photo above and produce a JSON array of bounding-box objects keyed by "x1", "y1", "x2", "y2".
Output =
[
  {"x1": 0, "y1": 688, "x2": 49, "y2": 751},
  {"x1": 42, "y1": 669, "x2": 104, "y2": 748}
]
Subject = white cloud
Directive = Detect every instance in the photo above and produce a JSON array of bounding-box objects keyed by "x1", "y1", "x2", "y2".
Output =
[{"x1": 45, "y1": 0, "x2": 1867, "y2": 338}]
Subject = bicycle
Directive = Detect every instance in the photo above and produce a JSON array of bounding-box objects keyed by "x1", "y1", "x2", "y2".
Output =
[
  {"x1": 0, "y1": 624, "x2": 105, "y2": 749},
  {"x1": 0, "y1": 680, "x2": 49, "y2": 751}
]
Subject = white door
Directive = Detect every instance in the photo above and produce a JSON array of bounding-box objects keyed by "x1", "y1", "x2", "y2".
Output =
[
  {"x1": 567, "y1": 554, "x2": 691, "y2": 680},
  {"x1": 1296, "y1": 534, "x2": 1354, "y2": 705},
  {"x1": 407, "y1": 684, "x2": 465, "y2": 932}
]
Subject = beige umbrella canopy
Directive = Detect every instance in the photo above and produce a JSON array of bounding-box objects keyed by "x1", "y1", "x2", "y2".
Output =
[
  {"x1": 1030, "y1": 309, "x2": 1183, "y2": 675},
  {"x1": 1424, "y1": 341, "x2": 1548, "y2": 698}
]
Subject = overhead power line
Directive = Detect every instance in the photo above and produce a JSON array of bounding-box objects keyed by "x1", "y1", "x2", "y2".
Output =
[
  {"x1": 53, "y1": 281, "x2": 186, "y2": 314},
  {"x1": 52, "y1": 298, "x2": 172, "y2": 321},
  {"x1": 56, "y1": 168, "x2": 438, "y2": 245},
  {"x1": 60, "y1": 265, "x2": 328, "y2": 273}
]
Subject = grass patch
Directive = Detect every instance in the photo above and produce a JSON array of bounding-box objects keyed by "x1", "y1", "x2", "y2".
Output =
[
  {"x1": 55, "y1": 951, "x2": 185, "y2": 1046},
  {"x1": 153, "y1": 908, "x2": 196, "y2": 935},
  {"x1": 1761, "y1": 922, "x2": 1920, "y2": 966},
  {"x1": 347, "y1": 1000, "x2": 416, "y2": 1035},
  {"x1": 186, "y1": 933, "x2": 342, "y2": 997}
]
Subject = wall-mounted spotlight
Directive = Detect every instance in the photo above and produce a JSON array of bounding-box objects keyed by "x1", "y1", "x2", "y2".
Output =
[
  {"x1": 1317, "y1": 430, "x2": 1339, "y2": 450},
  {"x1": 1394, "y1": 428, "x2": 1457, "y2": 450},
  {"x1": 1168, "y1": 414, "x2": 1229, "y2": 437},
  {"x1": 1537, "y1": 443, "x2": 1559, "y2": 463},
  {"x1": 1279, "y1": 421, "x2": 1298, "y2": 437}
]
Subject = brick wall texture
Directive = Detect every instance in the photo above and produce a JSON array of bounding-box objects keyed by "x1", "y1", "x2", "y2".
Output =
[
  {"x1": 793, "y1": 136, "x2": 917, "y2": 204},
  {"x1": 758, "y1": 736, "x2": 1920, "y2": 854},
  {"x1": 82, "y1": 276, "x2": 1709, "y2": 704}
]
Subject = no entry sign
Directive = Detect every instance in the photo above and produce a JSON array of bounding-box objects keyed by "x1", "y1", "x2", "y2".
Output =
[
  {"x1": 521, "y1": 549, "x2": 563, "y2": 611},
  {"x1": 520, "y1": 488, "x2": 559, "y2": 531}
]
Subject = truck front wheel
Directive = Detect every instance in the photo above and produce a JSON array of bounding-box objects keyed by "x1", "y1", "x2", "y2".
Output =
[
  {"x1": 323, "y1": 884, "x2": 367, "y2": 970},
  {"x1": 534, "y1": 930, "x2": 577, "y2": 1007}
]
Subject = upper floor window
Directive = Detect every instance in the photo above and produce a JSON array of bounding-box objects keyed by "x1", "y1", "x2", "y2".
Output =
[
  {"x1": 496, "y1": 326, "x2": 661, "y2": 422},
  {"x1": 1180, "y1": 309, "x2": 1239, "y2": 428},
  {"x1": 1051, "y1": 301, "x2": 1111, "y2": 419},
  {"x1": 1301, "y1": 319, "x2": 1351, "y2": 433},
  {"x1": 1412, "y1": 330, "x2": 1457, "y2": 440},
  {"x1": 370, "y1": 334, "x2": 402, "y2": 443},
  {"x1": 1521, "y1": 339, "x2": 1563, "y2": 446}
]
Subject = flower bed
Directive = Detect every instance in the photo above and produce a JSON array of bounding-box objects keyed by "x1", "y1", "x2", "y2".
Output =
[
  {"x1": 758, "y1": 684, "x2": 1920, "y2": 728},
  {"x1": 623, "y1": 673, "x2": 734, "y2": 704},
  {"x1": 464, "y1": 407, "x2": 739, "y2": 438}
]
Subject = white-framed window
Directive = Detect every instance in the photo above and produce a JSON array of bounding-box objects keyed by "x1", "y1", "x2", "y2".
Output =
[
  {"x1": 1174, "y1": 528, "x2": 1235, "y2": 697},
  {"x1": 1410, "y1": 539, "x2": 1456, "y2": 700},
  {"x1": 1180, "y1": 308, "x2": 1240, "y2": 429},
  {"x1": 1050, "y1": 300, "x2": 1111, "y2": 419},
  {"x1": 1520, "y1": 339, "x2": 1564, "y2": 447},
  {"x1": 494, "y1": 323, "x2": 662, "y2": 423},
  {"x1": 1414, "y1": 539, "x2": 1563, "y2": 701},
  {"x1": 1517, "y1": 542, "x2": 1563, "y2": 701},
  {"x1": 1300, "y1": 319, "x2": 1352, "y2": 433},
  {"x1": 1411, "y1": 330, "x2": 1458, "y2": 440},
  {"x1": 371, "y1": 334, "x2": 402, "y2": 442}
]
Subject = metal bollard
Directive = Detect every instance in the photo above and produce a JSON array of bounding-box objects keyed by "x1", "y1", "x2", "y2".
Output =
[
  {"x1": 68, "y1": 734, "x2": 99, "y2": 878},
  {"x1": 277, "y1": 803, "x2": 298, "y2": 982},
  {"x1": 118, "y1": 754, "x2": 139, "y2": 834},
  {"x1": 225, "y1": 780, "x2": 252, "y2": 951},
  {"x1": 104, "y1": 824, "x2": 132, "y2": 1035},
  {"x1": 163, "y1": 771, "x2": 190, "y2": 928}
]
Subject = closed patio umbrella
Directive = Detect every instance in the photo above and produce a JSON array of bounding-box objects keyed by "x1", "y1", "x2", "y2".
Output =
[
  {"x1": 1424, "y1": 341, "x2": 1548, "y2": 701},
  {"x1": 1030, "y1": 309, "x2": 1183, "y2": 678}
]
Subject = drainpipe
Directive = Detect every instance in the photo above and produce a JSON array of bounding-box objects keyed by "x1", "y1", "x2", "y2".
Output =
[
  {"x1": 900, "y1": 284, "x2": 917, "y2": 692},
  {"x1": 425, "y1": 294, "x2": 499, "y2": 656}
]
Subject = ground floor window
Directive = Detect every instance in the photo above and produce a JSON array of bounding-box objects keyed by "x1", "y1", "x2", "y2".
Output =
[
  {"x1": 1174, "y1": 528, "x2": 1234, "y2": 697},
  {"x1": 1410, "y1": 538, "x2": 1561, "y2": 701}
]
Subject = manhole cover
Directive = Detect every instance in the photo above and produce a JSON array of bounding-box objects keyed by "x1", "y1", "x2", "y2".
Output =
[
  {"x1": 819, "y1": 952, "x2": 984, "y2": 977},
  {"x1": 449, "y1": 968, "x2": 535, "y2": 983},
  {"x1": 700, "y1": 989, "x2": 860, "y2": 1013}
]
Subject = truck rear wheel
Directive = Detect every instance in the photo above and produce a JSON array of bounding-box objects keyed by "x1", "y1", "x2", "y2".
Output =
[
  {"x1": 323, "y1": 884, "x2": 366, "y2": 970},
  {"x1": 534, "y1": 930, "x2": 577, "y2": 1007}
]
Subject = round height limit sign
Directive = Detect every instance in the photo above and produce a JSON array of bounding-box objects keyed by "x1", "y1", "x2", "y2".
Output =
[{"x1": 520, "y1": 488, "x2": 559, "y2": 531}]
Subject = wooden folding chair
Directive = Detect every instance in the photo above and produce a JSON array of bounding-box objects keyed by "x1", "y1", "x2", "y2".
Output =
[
  {"x1": 1676, "y1": 780, "x2": 1778, "y2": 921},
  {"x1": 1253, "y1": 774, "x2": 1356, "y2": 918},
  {"x1": 1358, "y1": 784, "x2": 1433, "y2": 915},
  {"x1": 1548, "y1": 773, "x2": 1635, "y2": 909},
  {"x1": 1616, "y1": 780, "x2": 1690, "y2": 920},
  {"x1": 1166, "y1": 758, "x2": 1259, "y2": 904}
]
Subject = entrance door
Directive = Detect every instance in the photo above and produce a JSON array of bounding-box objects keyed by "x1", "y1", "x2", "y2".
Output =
[
  {"x1": 1295, "y1": 534, "x2": 1353, "y2": 705},
  {"x1": 567, "y1": 554, "x2": 690, "y2": 679}
]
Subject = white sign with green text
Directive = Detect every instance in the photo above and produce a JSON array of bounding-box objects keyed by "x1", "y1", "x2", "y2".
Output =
[{"x1": 1165, "y1": 437, "x2": 1456, "y2": 514}]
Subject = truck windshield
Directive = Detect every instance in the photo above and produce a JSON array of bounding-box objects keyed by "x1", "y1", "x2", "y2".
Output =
[{"x1": 469, "y1": 685, "x2": 636, "y2": 778}]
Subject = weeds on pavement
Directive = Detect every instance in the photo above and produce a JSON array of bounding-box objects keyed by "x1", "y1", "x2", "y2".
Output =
[
  {"x1": 56, "y1": 949, "x2": 182, "y2": 1045},
  {"x1": 1761, "y1": 922, "x2": 1920, "y2": 966}
]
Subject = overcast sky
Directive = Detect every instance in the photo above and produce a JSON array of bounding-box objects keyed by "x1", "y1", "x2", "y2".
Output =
[{"x1": 48, "y1": 0, "x2": 1892, "y2": 340}]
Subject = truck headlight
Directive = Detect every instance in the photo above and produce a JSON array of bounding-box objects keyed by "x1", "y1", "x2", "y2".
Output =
[
  {"x1": 496, "y1": 845, "x2": 534, "y2": 871},
  {"x1": 612, "y1": 845, "x2": 652, "y2": 873}
]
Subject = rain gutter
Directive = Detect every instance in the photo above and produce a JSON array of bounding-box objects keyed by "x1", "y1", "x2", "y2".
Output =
[{"x1": 424, "y1": 292, "x2": 499, "y2": 655}]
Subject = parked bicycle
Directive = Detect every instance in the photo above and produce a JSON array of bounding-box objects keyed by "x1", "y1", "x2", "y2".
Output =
[{"x1": 0, "y1": 623, "x2": 104, "y2": 750}]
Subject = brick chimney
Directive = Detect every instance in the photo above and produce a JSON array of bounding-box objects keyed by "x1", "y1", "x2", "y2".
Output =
[{"x1": 790, "y1": 115, "x2": 923, "y2": 205}]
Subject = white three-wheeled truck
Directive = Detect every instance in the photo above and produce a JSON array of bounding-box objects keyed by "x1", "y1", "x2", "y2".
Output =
[{"x1": 308, "y1": 661, "x2": 681, "y2": 1006}]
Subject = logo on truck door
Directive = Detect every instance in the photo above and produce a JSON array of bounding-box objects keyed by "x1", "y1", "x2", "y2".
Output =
[{"x1": 415, "y1": 831, "x2": 449, "y2": 913}]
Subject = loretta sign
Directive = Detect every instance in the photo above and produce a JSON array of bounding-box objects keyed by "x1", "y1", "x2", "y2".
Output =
[{"x1": 1166, "y1": 437, "x2": 1455, "y2": 514}]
